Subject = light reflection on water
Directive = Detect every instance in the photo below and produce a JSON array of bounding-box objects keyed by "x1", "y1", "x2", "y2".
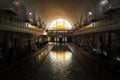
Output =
[
  {"x1": 49, "y1": 51, "x2": 72, "y2": 62},
  {"x1": 32, "y1": 44, "x2": 89, "y2": 80},
  {"x1": 48, "y1": 47, "x2": 73, "y2": 80}
]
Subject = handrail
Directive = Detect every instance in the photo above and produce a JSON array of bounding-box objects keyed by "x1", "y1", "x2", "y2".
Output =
[
  {"x1": 77, "y1": 11, "x2": 120, "y2": 33},
  {"x1": 0, "y1": 13, "x2": 42, "y2": 31}
]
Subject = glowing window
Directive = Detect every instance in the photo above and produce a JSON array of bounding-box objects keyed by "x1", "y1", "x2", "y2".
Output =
[{"x1": 47, "y1": 19, "x2": 72, "y2": 30}]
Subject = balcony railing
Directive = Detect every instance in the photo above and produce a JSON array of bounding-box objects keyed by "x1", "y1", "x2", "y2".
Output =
[
  {"x1": 75, "y1": 10, "x2": 120, "y2": 34},
  {"x1": 0, "y1": 11, "x2": 43, "y2": 34}
]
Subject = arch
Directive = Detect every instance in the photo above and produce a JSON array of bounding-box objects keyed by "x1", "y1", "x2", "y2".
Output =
[{"x1": 47, "y1": 19, "x2": 73, "y2": 30}]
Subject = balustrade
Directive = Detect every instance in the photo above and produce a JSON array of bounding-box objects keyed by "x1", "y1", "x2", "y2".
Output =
[
  {"x1": 78, "y1": 10, "x2": 120, "y2": 33},
  {"x1": 0, "y1": 12, "x2": 41, "y2": 31}
]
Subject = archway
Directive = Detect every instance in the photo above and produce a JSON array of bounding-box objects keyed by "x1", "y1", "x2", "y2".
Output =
[{"x1": 47, "y1": 19, "x2": 73, "y2": 30}]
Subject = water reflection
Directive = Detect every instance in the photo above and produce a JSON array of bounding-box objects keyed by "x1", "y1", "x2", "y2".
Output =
[
  {"x1": 32, "y1": 44, "x2": 89, "y2": 80},
  {"x1": 48, "y1": 44, "x2": 73, "y2": 80},
  {"x1": 49, "y1": 51, "x2": 72, "y2": 62}
]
